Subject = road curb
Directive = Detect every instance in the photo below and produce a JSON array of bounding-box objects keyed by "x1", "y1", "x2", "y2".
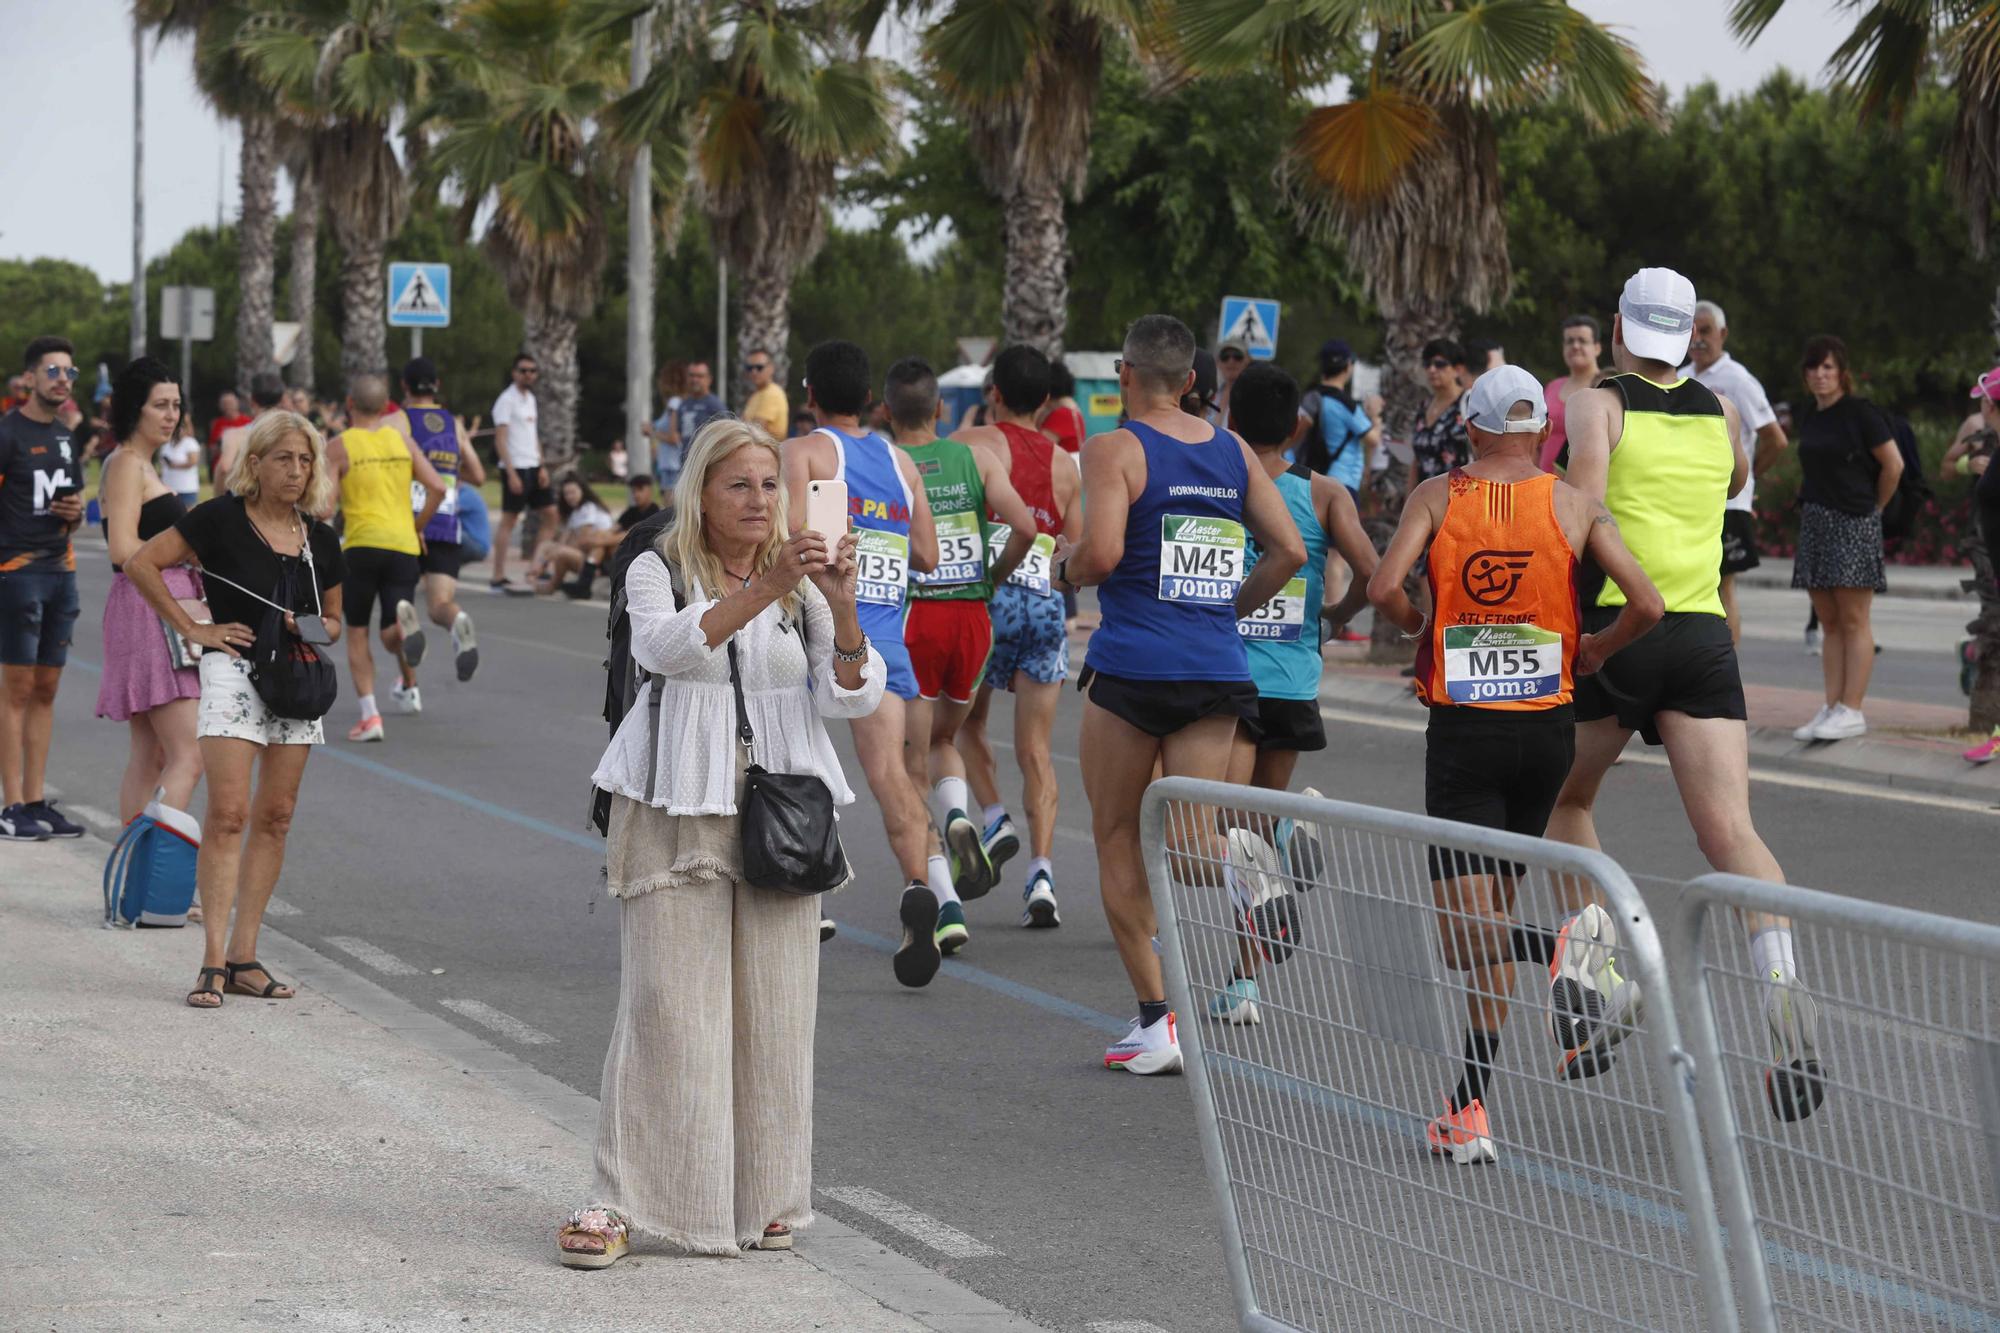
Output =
[{"x1": 1735, "y1": 569, "x2": 1970, "y2": 602}]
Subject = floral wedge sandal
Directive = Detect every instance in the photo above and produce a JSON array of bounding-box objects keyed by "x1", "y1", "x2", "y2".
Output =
[{"x1": 556, "y1": 1208, "x2": 630, "y2": 1270}]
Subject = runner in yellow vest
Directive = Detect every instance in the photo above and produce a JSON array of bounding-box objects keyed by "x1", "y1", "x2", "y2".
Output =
[{"x1": 325, "y1": 374, "x2": 447, "y2": 743}]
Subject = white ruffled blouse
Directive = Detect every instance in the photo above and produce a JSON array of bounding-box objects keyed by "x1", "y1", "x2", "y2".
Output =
[{"x1": 590, "y1": 552, "x2": 885, "y2": 815}]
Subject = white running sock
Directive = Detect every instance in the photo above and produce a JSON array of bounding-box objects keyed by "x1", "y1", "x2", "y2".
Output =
[
  {"x1": 358, "y1": 694, "x2": 379, "y2": 721},
  {"x1": 927, "y1": 854, "x2": 960, "y2": 906},
  {"x1": 930, "y1": 776, "x2": 971, "y2": 834},
  {"x1": 1751, "y1": 927, "x2": 1796, "y2": 982},
  {"x1": 1027, "y1": 855, "x2": 1053, "y2": 886},
  {"x1": 982, "y1": 802, "x2": 1007, "y2": 828}
]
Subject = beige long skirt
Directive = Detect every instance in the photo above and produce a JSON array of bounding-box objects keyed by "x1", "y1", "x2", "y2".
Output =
[{"x1": 590, "y1": 792, "x2": 819, "y2": 1255}]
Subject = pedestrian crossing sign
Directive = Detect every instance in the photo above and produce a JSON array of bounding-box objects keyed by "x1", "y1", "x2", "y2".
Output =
[
  {"x1": 388, "y1": 262, "x2": 451, "y2": 329},
  {"x1": 1219, "y1": 295, "x2": 1280, "y2": 359}
]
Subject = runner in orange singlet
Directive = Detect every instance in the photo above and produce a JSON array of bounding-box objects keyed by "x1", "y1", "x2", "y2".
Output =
[{"x1": 1370, "y1": 365, "x2": 1663, "y2": 1164}]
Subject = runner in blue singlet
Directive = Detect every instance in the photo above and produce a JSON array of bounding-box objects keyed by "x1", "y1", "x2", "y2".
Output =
[
  {"x1": 397, "y1": 357, "x2": 486, "y2": 692},
  {"x1": 1064, "y1": 314, "x2": 1307, "y2": 1076},
  {"x1": 781, "y1": 341, "x2": 945, "y2": 990}
]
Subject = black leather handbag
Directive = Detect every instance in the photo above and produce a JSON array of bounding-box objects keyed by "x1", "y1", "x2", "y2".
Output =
[{"x1": 727, "y1": 633, "x2": 849, "y2": 896}]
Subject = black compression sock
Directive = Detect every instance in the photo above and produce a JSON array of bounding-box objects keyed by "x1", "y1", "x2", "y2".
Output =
[
  {"x1": 1138, "y1": 999, "x2": 1170, "y2": 1028},
  {"x1": 1510, "y1": 923, "x2": 1557, "y2": 967},
  {"x1": 1451, "y1": 1029, "x2": 1502, "y2": 1112}
]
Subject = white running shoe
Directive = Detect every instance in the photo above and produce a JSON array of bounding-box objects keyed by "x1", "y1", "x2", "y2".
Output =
[
  {"x1": 1804, "y1": 624, "x2": 1822, "y2": 655},
  {"x1": 391, "y1": 683, "x2": 423, "y2": 715},
  {"x1": 1103, "y1": 1012, "x2": 1183, "y2": 1075},
  {"x1": 347, "y1": 714, "x2": 385, "y2": 743},
  {"x1": 1810, "y1": 703, "x2": 1867, "y2": 741},
  {"x1": 1021, "y1": 870, "x2": 1060, "y2": 929},
  {"x1": 1207, "y1": 977, "x2": 1261, "y2": 1025},
  {"x1": 1549, "y1": 903, "x2": 1641, "y2": 1080},
  {"x1": 1763, "y1": 972, "x2": 1827, "y2": 1122},
  {"x1": 395, "y1": 599, "x2": 427, "y2": 668},
  {"x1": 450, "y1": 611, "x2": 479, "y2": 682},
  {"x1": 1226, "y1": 828, "x2": 1296, "y2": 964},
  {"x1": 1793, "y1": 704, "x2": 1833, "y2": 741}
]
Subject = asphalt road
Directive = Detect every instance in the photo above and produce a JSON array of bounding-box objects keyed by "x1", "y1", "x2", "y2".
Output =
[{"x1": 37, "y1": 546, "x2": 1993, "y2": 1333}]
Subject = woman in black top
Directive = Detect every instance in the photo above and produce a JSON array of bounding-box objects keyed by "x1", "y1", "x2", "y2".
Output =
[
  {"x1": 126, "y1": 412, "x2": 346, "y2": 1010},
  {"x1": 95, "y1": 358, "x2": 206, "y2": 830},
  {"x1": 1790, "y1": 336, "x2": 1903, "y2": 742},
  {"x1": 1407, "y1": 338, "x2": 1471, "y2": 493}
]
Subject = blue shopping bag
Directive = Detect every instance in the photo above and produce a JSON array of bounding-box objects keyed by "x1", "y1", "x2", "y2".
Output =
[{"x1": 102, "y1": 800, "x2": 200, "y2": 928}]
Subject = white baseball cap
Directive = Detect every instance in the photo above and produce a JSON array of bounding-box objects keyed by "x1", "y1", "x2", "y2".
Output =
[
  {"x1": 1618, "y1": 267, "x2": 1698, "y2": 365},
  {"x1": 1462, "y1": 364, "x2": 1549, "y2": 434}
]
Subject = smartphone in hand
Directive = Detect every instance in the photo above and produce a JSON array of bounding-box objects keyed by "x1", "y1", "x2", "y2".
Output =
[
  {"x1": 292, "y1": 614, "x2": 334, "y2": 645},
  {"x1": 805, "y1": 479, "x2": 848, "y2": 540}
]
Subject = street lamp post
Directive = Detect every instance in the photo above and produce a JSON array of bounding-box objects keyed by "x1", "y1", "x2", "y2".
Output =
[
  {"x1": 626, "y1": 8, "x2": 655, "y2": 482},
  {"x1": 130, "y1": 22, "x2": 145, "y2": 361}
]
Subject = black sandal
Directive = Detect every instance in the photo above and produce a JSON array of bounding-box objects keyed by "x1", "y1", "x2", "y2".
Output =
[
  {"x1": 187, "y1": 966, "x2": 227, "y2": 1009},
  {"x1": 225, "y1": 960, "x2": 296, "y2": 999}
]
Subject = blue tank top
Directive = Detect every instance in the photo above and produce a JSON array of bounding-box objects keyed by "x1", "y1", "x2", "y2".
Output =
[
  {"x1": 1239, "y1": 462, "x2": 1327, "y2": 700},
  {"x1": 1086, "y1": 419, "x2": 1251, "y2": 682},
  {"x1": 821, "y1": 426, "x2": 914, "y2": 643},
  {"x1": 406, "y1": 405, "x2": 461, "y2": 544}
]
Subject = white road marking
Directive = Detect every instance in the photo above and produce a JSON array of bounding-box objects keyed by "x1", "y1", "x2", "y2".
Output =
[
  {"x1": 1088, "y1": 1323, "x2": 1173, "y2": 1333},
  {"x1": 58, "y1": 802, "x2": 118, "y2": 829},
  {"x1": 262, "y1": 897, "x2": 301, "y2": 917},
  {"x1": 818, "y1": 1186, "x2": 1000, "y2": 1259},
  {"x1": 324, "y1": 936, "x2": 419, "y2": 976},
  {"x1": 1317, "y1": 705, "x2": 1999, "y2": 816},
  {"x1": 441, "y1": 997, "x2": 554, "y2": 1046}
]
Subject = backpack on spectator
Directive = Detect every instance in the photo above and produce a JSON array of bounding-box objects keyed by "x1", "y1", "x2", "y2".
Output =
[
  {"x1": 1880, "y1": 409, "x2": 1934, "y2": 542},
  {"x1": 103, "y1": 799, "x2": 200, "y2": 928},
  {"x1": 589, "y1": 509, "x2": 677, "y2": 836}
]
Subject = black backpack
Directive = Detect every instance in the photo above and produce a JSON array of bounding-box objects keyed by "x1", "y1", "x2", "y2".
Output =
[
  {"x1": 1880, "y1": 409, "x2": 1934, "y2": 542},
  {"x1": 588, "y1": 510, "x2": 675, "y2": 836}
]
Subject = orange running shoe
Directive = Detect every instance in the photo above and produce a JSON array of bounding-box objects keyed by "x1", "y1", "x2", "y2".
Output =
[{"x1": 1426, "y1": 1098, "x2": 1496, "y2": 1165}]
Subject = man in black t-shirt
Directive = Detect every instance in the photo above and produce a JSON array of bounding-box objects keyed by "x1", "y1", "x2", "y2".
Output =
[{"x1": 0, "y1": 335, "x2": 88, "y2": 842}]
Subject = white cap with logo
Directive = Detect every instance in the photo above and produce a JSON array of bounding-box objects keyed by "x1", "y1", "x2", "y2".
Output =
[
  {"x1": 1618, "y1": 266, "x2": 1697, "y2": 365},
  {"x1": 1462, "y1": 364, "x2": 1549, "y2": 434}
]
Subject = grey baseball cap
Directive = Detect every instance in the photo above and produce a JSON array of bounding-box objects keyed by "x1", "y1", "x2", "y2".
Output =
[{"x1": 1462, "y1": 364, "x2": 1549, "y2": 434}]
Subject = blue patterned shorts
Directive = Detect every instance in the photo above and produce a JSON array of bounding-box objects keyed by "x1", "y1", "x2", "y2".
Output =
[{"x1": 985, "y1": 583, "x2": 1068, "y2": 689}]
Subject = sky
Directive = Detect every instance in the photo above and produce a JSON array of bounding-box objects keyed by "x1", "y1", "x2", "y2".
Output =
[{"x1": 0, "y1": 0, "x2": 1852, "y2": 286}]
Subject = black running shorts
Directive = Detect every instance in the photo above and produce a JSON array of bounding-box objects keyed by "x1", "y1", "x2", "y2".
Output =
[
  {"x1": 1080, "y1": 667, "x2": 1257, "y2": 739},
  {"x1": 1238, "y1": 696, "x2": 1327, "y2": 753},
  {"x1": 1573, "y1": 607, "x2": 1747, "y2": 746},
  {"x1": 419, "y1": 540, "x2": 464, "y2": 580},
  {"x1": 1720, "y1": 509, "x2": 1762, "y2": 576},
  {"x1": 1424, "y1": 704, "x2": 1575, "y2": 881},
  {"x1": 342, "y1": 546, "x2": 421, "y2": 629},
  {"x1": 501, "y1": 466, "x2": 556, "y2": 514}
]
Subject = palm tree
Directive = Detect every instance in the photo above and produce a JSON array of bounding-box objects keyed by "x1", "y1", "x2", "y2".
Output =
[
  {"x1": 884, "y1": 0, "x2": 1157, "y2": 356},
  {"x1": 238, "y1": 0, "x2": 436, "y2": 383},
  {"x1": 282, "y1": 133, "x2": 320, "y2": 394},
  {"x1": 412, "y1": 0, "x2": 631, "y2": 466},
  {"x1": 135, "y1": 0, "x2": 280, "y2": 391},
  {"x1": 615, "y1": 1, "x2": 897, "y2": 390},
  {"x1": 1731, "y1": 0, "x2": 2000, "y2": 729}
]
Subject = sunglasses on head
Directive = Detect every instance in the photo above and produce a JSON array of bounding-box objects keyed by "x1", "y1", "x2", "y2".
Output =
[{"x1": 41, "y1": 365, "x2": 80, "y2": 382}]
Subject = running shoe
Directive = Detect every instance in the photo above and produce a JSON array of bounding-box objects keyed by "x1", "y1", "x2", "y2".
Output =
[
  {"x1": 395, "y1": 599, "x2": 427, "y2": 668},
  {"x1": 1964, "y1": 727, "x2": 2000, "y2": 765},
  {"x1": 1549, "y1": 904, "x2": 1640, "y2": 1080},
  {"x1": 1792, "y1": 705, "x2": 1832, "y2": 741},
  {"x1": 819, "y1": 918, "x2": 837, "y2": 943},
  {"x1": 981, "y1": 812, "x2": 1020, "y2": 875},
  {"x1": 1763, "y1": 973, "x2": 1827, "y2": 1123},
  {"x1": 22, "y1": 799, "x2": 82, "y2": 839},
  {"x1": 1103, "y1": 1012, "x2": 1182, "y2": 1075},
  {"x1": 1021, "y1": 868, "x2": 1060, "y2": 929},
  {"x1": 1207, "y1": 977, "x2": 1261, "y2": 1026},
  {"x1": 0, "y1": 803, "x2": 50, "y2": 842},
  {"x1": 1279, "y1": 788, "x2": 1330, "y2": 890},
  {"x1": 1226, "y1": 828, "x2": 1296, "y2": 964},
  {"x1": 944, "y1": 809, "x2": 995, "y2": 900},
  {"x1": 348, "y1": 715, "x2": 385, "y2": 743},
  {"x1": 1810, "y1": 703, "x2": 1867, "y2": 741},
  {"x1": 1427, "y1": 1099, "x2": 1496, "y2": 1166},
  {"x1": 391, "y1": 683, "x2": 423, "y2": 715},
  {"x1": 893, "y1": 884, "x2": 942, "y2": 988},
  {"x1": 1804, "y1": 624, "x2": 1822, "y2": 655},
  {"x1": 451, "y1": 611, "x2": 479, "y2": 682},
  {"x1": 935, "y1": 900, "x2": 969, "y2": 956},
  {"x1": 1336, "y1": 627, "x2": 1368, "y2": 643}
]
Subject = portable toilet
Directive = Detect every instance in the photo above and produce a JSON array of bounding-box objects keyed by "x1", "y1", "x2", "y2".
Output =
[
  {"x1": 1065, "y1": 352, "x2": 1123, "y2": 435},
  {"x1": 937, "y1": 363, "x2": 989, "y2": 431}
]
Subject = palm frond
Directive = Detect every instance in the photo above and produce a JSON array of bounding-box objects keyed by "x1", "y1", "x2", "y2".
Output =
[{"x1": 1290, "y1": 85, "x2": 1439, "y2": 202}]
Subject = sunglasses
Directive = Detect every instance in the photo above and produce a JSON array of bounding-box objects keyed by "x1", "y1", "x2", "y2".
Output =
[
  {"x1": 41, "y1": 365, "x2": 80, "y2": 382},
  {"x1": 745, "y1": 362, "x2": 770, "y2": 372},
  {"x1": 1218, "y1": 350, "x2": 1247, "y2": 362},
  {"x1": 1425, "y1": 358, "x2": 1453, "y2": 370}
]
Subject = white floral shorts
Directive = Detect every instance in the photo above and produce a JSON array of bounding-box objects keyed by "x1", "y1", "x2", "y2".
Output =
[{"x1": 198, "y1": 653, "x2": 324, "y2": 746}]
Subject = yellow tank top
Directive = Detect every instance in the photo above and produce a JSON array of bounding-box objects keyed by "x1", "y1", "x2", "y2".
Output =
[
  {"x1": 1597, "y1": 374, "x2": 1731, "y2": 617},
  {"x1": 340, "y1": 425, "x2": 419, "y2": 554}
]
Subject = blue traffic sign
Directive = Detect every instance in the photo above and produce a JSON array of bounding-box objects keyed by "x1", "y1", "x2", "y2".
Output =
[
  {"x1": 1219, "y1": 295, "x2": 1280, "y2": 359},
  {"x1": 388, "y1": 262, "x2": 451, "y2": 328}
]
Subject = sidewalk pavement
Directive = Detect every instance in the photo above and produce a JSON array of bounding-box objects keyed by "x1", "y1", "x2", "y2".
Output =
[
  {"x1": 1318, "y1": 657, "x2": 2000, "y2": 805},
  {"x1": 0, "y1": 837, "x2": 939, "y2": 1333},
  {"x1": 1738, "y1": 556, "x2": 1976, "y2": 601}
]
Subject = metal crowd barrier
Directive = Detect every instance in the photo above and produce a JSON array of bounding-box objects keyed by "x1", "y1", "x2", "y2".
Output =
[
  {"x1": 1141, "y1": 778, "x2": 1737, "y2": 1333},
  {"x1": 1676, "y1": 875, "x2": 2000, "y2": 1333}
]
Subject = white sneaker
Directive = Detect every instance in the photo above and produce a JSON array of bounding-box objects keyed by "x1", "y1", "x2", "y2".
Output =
[
  {"x1": 1811, "y1": 703, "x2": 1867, "y2": 741},
  {"x1": 1021, "y1": 869, "x2": 1060, "y2": 929},
  {"x1": 1804, "y1": 625, "x2": 1822, "y2": 655},
  {"x1": 1792, "y1": 704, "x2": 1833, "y2": 741},
  {"x1": 1226, "y1": 828, "x2": 1296, "y2": 964},
  {"x1": 1549, "y1": 903, "x2": 1641, "y2": 1080},
  {"x1": 1103, "y1": 1012, "x2": 1183, "y2": 1075},
  {"x1": 391, "y1": 683, "x2": 423, "y2": 715},
  {"x1": 450, "y1": 611, "x2": 479, "y2": 682},
  {"x1": 395, "y1": 599, "x2": 427, "y2": 668}
]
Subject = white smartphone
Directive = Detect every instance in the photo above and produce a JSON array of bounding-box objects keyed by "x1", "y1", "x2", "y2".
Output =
[{"x1": 805, "y1": 479, "x2": 848, "y2": 541}]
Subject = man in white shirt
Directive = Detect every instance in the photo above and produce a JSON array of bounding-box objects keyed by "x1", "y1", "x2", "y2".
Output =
[
  {"x1": 1683, "y1": 301, "x2": 1789, "y2": 642},
  {"x1": 490, "y1": 351, "x2": 556, "y2": 595}
]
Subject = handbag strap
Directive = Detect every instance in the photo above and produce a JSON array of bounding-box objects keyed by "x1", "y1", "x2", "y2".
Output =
[
  {"x1": 725, "y1": 638, "x2": 756, "y2": 764},
  {"x1": 206, "y1": 507, "x2": 323, "y2": 618}
]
